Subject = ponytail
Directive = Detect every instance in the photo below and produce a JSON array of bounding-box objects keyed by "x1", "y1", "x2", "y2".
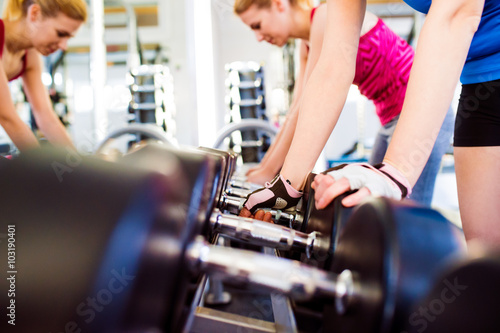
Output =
[
  {"x1": 2, "y1": 0, "x2": 87, "y2": 22},
  {"x1": 3, "y1": 0, "x2": 25, "y2": 21}
]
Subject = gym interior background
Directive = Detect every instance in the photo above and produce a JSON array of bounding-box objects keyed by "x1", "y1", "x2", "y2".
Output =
[
  {"x1": 0, "y1": 0, "x2": 460, "y2": 220},
  {"x1": 1, "y1": 1, "x2": 498, "y2": 333}
]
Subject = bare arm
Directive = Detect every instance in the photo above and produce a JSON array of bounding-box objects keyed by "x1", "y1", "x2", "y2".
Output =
[
  {"x1": 384, "y1": 0, "x2": 483, "y2": 186},
  {"x1": 280, "y1": 0, "x2": 366, "y2": 189},
  {"x1": 0, "y1": 61, "x2": 39, "y2": 151},
  {"x1": 257, "y1": 41, "x2": 309, "y2": 170},
  {"x1": 313, "y1": 0, "x2": 485, "y2": 208},
  {"x1": 22, "y1": 50, "x2": 75, "y2": 149},
  {"x1": 247, "y1": 41, "x2": 310, "y2": 184}
]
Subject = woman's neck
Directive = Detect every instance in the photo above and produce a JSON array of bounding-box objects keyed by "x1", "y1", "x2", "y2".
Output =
[
  {"x1": 3, "y1": 19, "x2": 33, "y2": 54},
  {"x1": 289, "y1": 6, "x2": 312, "y2": 40}
]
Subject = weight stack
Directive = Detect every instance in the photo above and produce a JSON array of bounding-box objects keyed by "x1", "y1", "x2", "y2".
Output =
[
  {"x1": 225, "y1": 61, "x2": 270, "y2": 163},
  {"x1": 127, "y1": 64, "x2": 176, "y2": 145}
]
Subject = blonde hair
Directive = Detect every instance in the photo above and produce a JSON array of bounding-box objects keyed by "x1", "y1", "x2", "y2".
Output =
[
  {"x1": 234, "y1": 0, "x2": 313, "y2": 15},
  {"x1": 3, "y1": 0, "x2": 87, "y2": 22}
]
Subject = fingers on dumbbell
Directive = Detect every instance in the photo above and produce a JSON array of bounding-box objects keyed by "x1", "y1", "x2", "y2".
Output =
[
  {"x1": 239, "y1": 207, "x2": 252, "y2": 218},
  {"x1": 253, "y1": 209, "x2": 273, "y2": 223},
  {"x1": 341, "y1": 187, "x2": 371, "y2": 207},
  {"x1": 315, "y1": 178, "x2": 351, "y2": 209}
]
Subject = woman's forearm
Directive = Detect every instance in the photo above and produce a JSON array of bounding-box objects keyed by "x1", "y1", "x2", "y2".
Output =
[
  {"x1": 35, "y1": 110, "x2": 74, "y2": 148},
  {"x1": 0, "y1": 116, "x2": 40, "y2": 151},
  {"x1": 384, "y1": 1, "x2": 483, "y2": 186},
  {"x1": 281, "y1": 0, "x2": 366, "y2": 189},
  {"x1": 259, "y1": 117, "x2": 287, "y2": 167},
  {"x1": 261, "y1": 105, "x2": 300, "y2": 174}
]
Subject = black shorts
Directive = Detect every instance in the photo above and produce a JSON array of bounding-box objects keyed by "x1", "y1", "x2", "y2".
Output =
[{"x1": 454, "y1": 78, "x2": 500, "y2": 147}]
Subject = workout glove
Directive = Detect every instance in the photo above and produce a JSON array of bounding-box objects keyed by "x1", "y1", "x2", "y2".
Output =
[
  {"x1": 243, "y1": 174, "x2": 302, "y2": 214},
  {"x1": 327, "y1": 163, "x2": 411, "y2": 200}
]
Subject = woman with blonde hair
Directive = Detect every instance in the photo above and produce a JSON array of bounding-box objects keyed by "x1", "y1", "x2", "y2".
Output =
[
  {"x1": 236, "y1": 0, "x2": 453, "y2": 208},
  {"x1": 0, "y1": 0, "x2": 87, "y2": 152}
]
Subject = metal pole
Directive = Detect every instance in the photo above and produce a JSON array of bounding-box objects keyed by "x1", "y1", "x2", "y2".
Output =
[
  {"x1": 123, "y1": 2, "x2": 141, "y2": 70},
  {"x1": 90, "y1": 0, "x2": 108, "y2": 145}
]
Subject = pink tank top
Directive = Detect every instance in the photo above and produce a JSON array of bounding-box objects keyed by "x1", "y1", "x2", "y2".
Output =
[
  {"x1": 311, "y1": 8, "x2": 414, "y2": 125},
  {"x1": 0, "y1": 19, "x2": 28, "y2": 82}
]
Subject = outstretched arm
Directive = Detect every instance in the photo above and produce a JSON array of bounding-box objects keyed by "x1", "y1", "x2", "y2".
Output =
[
  {"x1": 22, "y1": 50, "x2": 75, "y2": 149},
  {"x1": 280, "y1": 0, "x2": 366, "y2": 189},
  {"x1": 314, "y1": 0, "x2": 485, "y2": 208},
  {"x1": 240, "y1": 1, "x2": 366, "y2": 215},
  {"x1": 385, "y1": 0, "x2": 482, "y2": 185},
  {"x1": 247, "y1": 41, "x2": 309, "y2": 184},
  {"x1": 0, "y1": 62, "x2": 39, "y2": 151}
]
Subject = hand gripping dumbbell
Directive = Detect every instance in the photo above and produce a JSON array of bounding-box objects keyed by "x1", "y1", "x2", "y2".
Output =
[
  {"x1": 205, "y1": 162, "x2": 353, "y2": 268},
  {"x1": 203, "y1": 154, "x2": 343, "y2": 243},
  {"x1": 0, "y1": 148, "x2": 466, "y2": 333}
]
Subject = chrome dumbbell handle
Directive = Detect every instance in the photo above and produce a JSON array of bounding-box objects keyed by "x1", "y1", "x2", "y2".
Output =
[
  {"x1": 219, "y1": 194, "x2": 245, "y2": 215},
  {"x1": 219, "y1": 194, "x2": 302, "y2": 228},
  {"x1": 210, "y1": 209, "x2": 328, "y2": 257},
  {"x1": 225, "y1": 187, "x2": 251, "y2": 198},
  {"x1": 260, "y1": 208, "x2": 303, "y2": 230},
  {"x1": 186, "y1": 237, "x2": 355, "y2": 308},
  {"x1": 228, "y1": 179, "x2": 262, "y2": 191}
]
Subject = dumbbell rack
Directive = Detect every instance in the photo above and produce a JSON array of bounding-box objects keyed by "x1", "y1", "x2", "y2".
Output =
[
  {"x1": 185, "y1": 241, "x2": 299, "y2": 333},
  {"x1": 225, "y1": 61, "x2": 271, "y2": 163},
  {"x1": 127, "y1": 64, "x2": 176, "y2": 144}
]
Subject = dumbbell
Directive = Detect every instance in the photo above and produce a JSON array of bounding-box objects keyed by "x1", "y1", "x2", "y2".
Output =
[
  {"x1": 0, "y1": 148, "x2": 466, "y2": 333},
  {"x1": 184, "y1": 197, "x2": 465, "y2": 333},
  {"x1": 404, "y1": 250, "x2": 500, "y2": 333}
]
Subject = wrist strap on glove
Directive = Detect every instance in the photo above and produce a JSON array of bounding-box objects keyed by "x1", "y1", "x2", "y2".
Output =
[{"x1": 373, "y1": 163, "x2": 411, "y2": 199}]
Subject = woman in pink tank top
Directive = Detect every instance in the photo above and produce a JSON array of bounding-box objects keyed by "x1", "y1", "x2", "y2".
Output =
[
  {"x1": 0, "y1": 0, "x2": 87, "y2": 152},
  {"x1": 235, "y1": 0, "x2": 453, "y2": 207}
]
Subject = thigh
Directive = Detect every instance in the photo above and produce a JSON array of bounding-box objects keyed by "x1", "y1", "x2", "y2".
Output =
[{"x1": 454, "y1": 146, "x2": 500, "y2": 249}]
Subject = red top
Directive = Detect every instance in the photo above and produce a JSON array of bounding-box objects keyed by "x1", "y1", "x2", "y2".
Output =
[
  {"x1": 310, "y1": 7, "x2": 414, "y2": 125},
  {"x1": 0, "y1": 19, "x2": 28, "y2": 81}
]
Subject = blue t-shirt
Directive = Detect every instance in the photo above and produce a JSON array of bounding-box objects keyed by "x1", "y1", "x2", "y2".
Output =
[{"x1": 404, "y1": 0, "x2": 500, "y2": 84}]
